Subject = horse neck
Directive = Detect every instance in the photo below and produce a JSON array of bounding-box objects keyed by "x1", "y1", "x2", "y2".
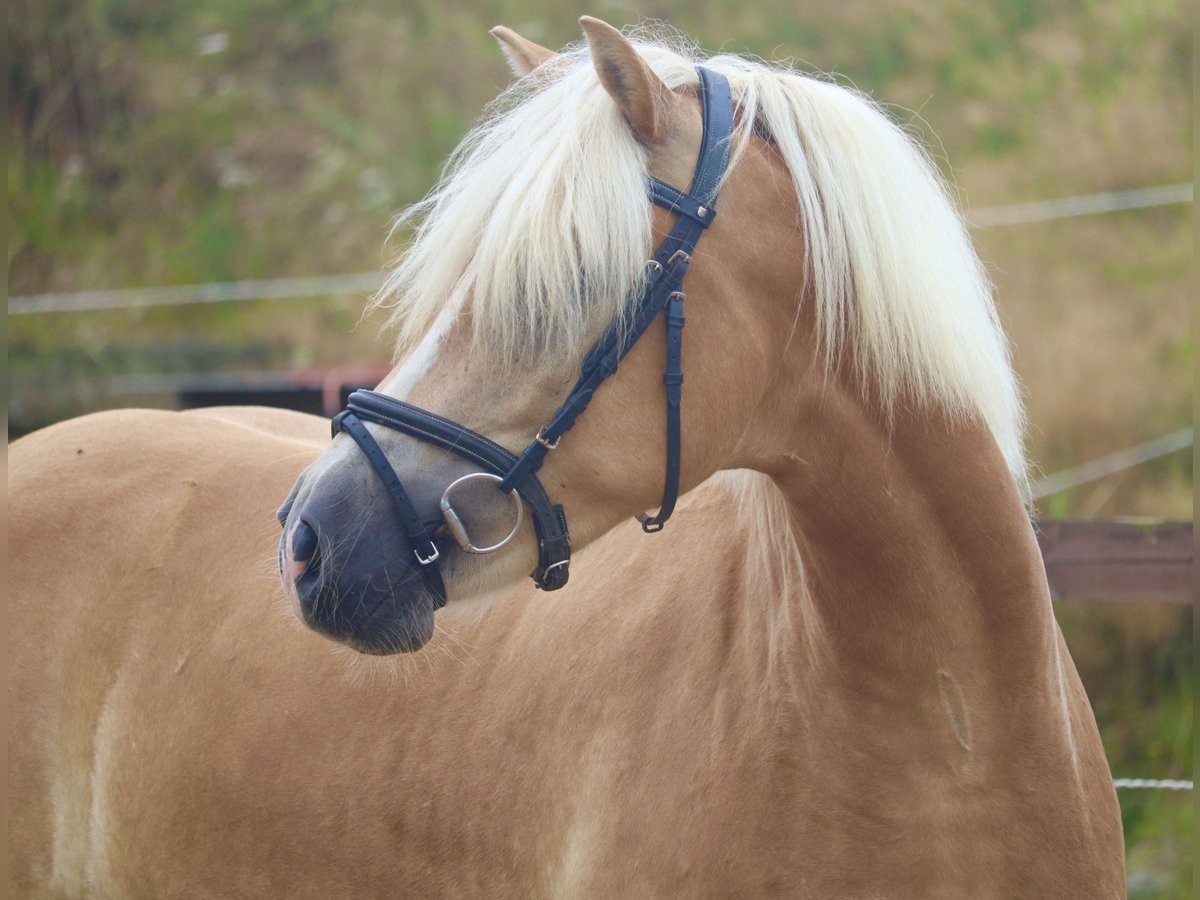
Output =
[{"x1": 757, "y1": 377, "x2": 1058, "y2": 687}]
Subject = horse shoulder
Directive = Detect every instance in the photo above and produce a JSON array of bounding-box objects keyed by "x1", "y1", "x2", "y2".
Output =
[{"x1": 8, "y1": 408, "x2": 318, "y2": 896}]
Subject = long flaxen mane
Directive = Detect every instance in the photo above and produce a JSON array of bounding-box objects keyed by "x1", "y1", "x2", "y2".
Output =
[{"x1": 372, "y1": 28, "x2": 1028, "y2": 492}]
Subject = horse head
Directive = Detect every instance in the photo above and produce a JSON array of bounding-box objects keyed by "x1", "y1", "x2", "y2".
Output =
[{"x1": 278, "y1": 17, "x2": 1023, "y2": 655}]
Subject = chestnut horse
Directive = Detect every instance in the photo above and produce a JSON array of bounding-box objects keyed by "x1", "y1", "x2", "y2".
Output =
[{"x1": 9, "y1": 19, "x2": 1123, "y2": 897}]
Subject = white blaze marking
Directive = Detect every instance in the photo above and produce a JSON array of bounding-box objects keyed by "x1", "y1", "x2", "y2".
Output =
[
  {"x1": 378, "y1": 305, "x2": 458, "y2": 400},
  {"x1": 314, "y1": 304, "x2": 458, "y2": 475}
]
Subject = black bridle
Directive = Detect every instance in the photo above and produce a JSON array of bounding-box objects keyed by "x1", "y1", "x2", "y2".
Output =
[{"x1": 329, "y1": 67, "x2": 734, "y2": 604}]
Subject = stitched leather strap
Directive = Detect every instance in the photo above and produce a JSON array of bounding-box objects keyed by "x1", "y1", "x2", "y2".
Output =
[
  {"x1": 340, "y1": 391, "x2": 571, "y2": 591},
  {"x1": 633, "y1": 67, "x2": 729, "y2": 528},
  {"x1": 637, "y1": 289, "x2": 685, "y2": 531},
  {"x1": 503, "y1": 69, "x2": 731, "y2": 528},
  {"x1": 646, "y1": 180, "x2": 714, "y2": 226},
  {"x1": 330, "y1": 410, "x2": 447, "y2": 604},
  {"x1": 686, "y1": 67, "x2": 734, "y2": 206}
]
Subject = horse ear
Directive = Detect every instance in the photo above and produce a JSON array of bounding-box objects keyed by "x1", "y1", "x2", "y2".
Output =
[
  {"x1": 490, "y1": 26, "x2": 558, "y2": 78},
  {"x1": 579, "y1": 16, "x2": 667, "y2": 144}
]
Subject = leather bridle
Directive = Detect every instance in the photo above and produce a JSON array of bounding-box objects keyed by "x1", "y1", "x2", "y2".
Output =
[{"x1": 329, "y1": 67, "x2": 734, "y2": 604}]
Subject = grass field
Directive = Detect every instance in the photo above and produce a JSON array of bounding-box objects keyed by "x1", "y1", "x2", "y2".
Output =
[{"x1": 9, "y1": 0, "x2": 1193, "y2": 893}]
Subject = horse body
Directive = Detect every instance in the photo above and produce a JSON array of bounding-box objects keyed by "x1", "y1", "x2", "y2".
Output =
[
  {"x1": 11, "y1": 18, "x2": 1124, "y2": 897},
  {"x1": 9, "y1": 404, "x2": 1121, "y2": 897}
]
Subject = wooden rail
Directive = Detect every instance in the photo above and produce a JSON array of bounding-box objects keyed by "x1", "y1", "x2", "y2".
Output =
[{"x1": 1037, "y1": 519, "x2": 1192, "y2": 604}]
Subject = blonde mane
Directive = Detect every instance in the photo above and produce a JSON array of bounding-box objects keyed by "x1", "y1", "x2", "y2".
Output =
[{"x1": 372, "y1": 28, "x2": 1027, "y2": 490}]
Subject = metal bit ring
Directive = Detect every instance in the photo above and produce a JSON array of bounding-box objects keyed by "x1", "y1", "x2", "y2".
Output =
[{"x1": 438, "y1": 473, "x2": 523, "y2": 555}]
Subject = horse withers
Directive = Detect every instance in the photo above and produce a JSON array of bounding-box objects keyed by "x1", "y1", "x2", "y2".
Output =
[{"x1": 10, "y1": 18, "x2": 1124, "y2": 897}]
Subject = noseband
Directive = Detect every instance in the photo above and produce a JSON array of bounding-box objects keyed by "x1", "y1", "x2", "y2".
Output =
[{"x1": 329, "y1": 67, "x2": 733, "y2": 604}]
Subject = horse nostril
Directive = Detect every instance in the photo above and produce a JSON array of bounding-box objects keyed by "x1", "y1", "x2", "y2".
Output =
[
  {"x1": 291, "y1": 520, "x2": 320, "y2": 564},
  {"x1": 277, "y1": 478, "x2": 304, "y2": 527}
]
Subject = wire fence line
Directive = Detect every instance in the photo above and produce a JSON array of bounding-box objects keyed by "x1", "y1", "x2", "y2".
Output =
[
  {"x1": 967, "y1": 182, "x2": 1192, "y2": 228},
  {"x1": 8, "y1": 183, "x2": 1194, "y2": 315},
  {"x1": 1031, "y1": 428, "x2": 1193, "y2": 500},
  {"x1": 1113, "y1": 778, "x2": 1193, "y2": 792},
  {"x1": 8, "y1": 272, "x2": 383, "y2": 315}
]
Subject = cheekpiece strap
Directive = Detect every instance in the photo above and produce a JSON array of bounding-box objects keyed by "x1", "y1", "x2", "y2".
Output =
[{"x1": 330, "y1": 410, "x2": 447, "y2": 604}]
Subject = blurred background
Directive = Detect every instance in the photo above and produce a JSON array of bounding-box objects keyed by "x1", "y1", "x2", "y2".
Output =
[{"x1": 8, "y1": 0, "x2": 1193, "y2": 894}]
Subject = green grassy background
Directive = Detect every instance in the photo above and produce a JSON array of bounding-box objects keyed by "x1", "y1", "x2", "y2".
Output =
[{"x1": 8, "y1": 0, "x2": 1193, "y2": 893}]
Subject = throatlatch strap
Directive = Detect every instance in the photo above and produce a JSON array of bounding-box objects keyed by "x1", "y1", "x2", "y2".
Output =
[
  {"x1": 637, "y1": 289, "x2": 685, "y2": 531},
  {"x1": 633, "y1": 67, "x2": 730, "y2": 530}
]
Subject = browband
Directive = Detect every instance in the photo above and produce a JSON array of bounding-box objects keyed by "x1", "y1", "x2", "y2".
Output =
[{"x1": 331, "y1": 66, "x2": 734, "y2": 602}]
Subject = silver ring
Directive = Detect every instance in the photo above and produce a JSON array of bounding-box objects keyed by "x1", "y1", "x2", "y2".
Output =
[{"x1": 439, "y1": 473, "x2": 523, "y2": 555}]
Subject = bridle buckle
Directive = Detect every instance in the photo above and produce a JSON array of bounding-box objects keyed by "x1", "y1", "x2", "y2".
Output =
[
  {"x1": 413, "y1": 542, "x2": 440, "y2": 566},
  {"x1": 535, "y1": 427, "x2": 561, "y2": 450}
]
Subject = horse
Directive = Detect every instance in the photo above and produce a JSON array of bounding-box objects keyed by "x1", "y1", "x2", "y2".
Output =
[{"x1": 8, "y1": 18, "x2": 1124, "y2": 897}]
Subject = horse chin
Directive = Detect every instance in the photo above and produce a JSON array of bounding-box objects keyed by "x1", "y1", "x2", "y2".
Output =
[
  {"x1": 308, "y1": 595, "x2": 437, "y2": 655},
  {"x1": 345, "y1": 607, "x2": 436, "y2": 655},
  {"x1": 289, "y1": 572, "x2": 439, "y2": 655}
]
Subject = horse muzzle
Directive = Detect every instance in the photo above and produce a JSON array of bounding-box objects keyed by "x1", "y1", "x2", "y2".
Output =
[{"x1": 277, "y1": 473, "x2": 441, "y2": 654}]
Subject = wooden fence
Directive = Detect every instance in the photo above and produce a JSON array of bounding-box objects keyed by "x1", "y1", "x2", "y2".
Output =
[{"x1": 1037, "y1": 520, "x2": 1192, "y2": 604}]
